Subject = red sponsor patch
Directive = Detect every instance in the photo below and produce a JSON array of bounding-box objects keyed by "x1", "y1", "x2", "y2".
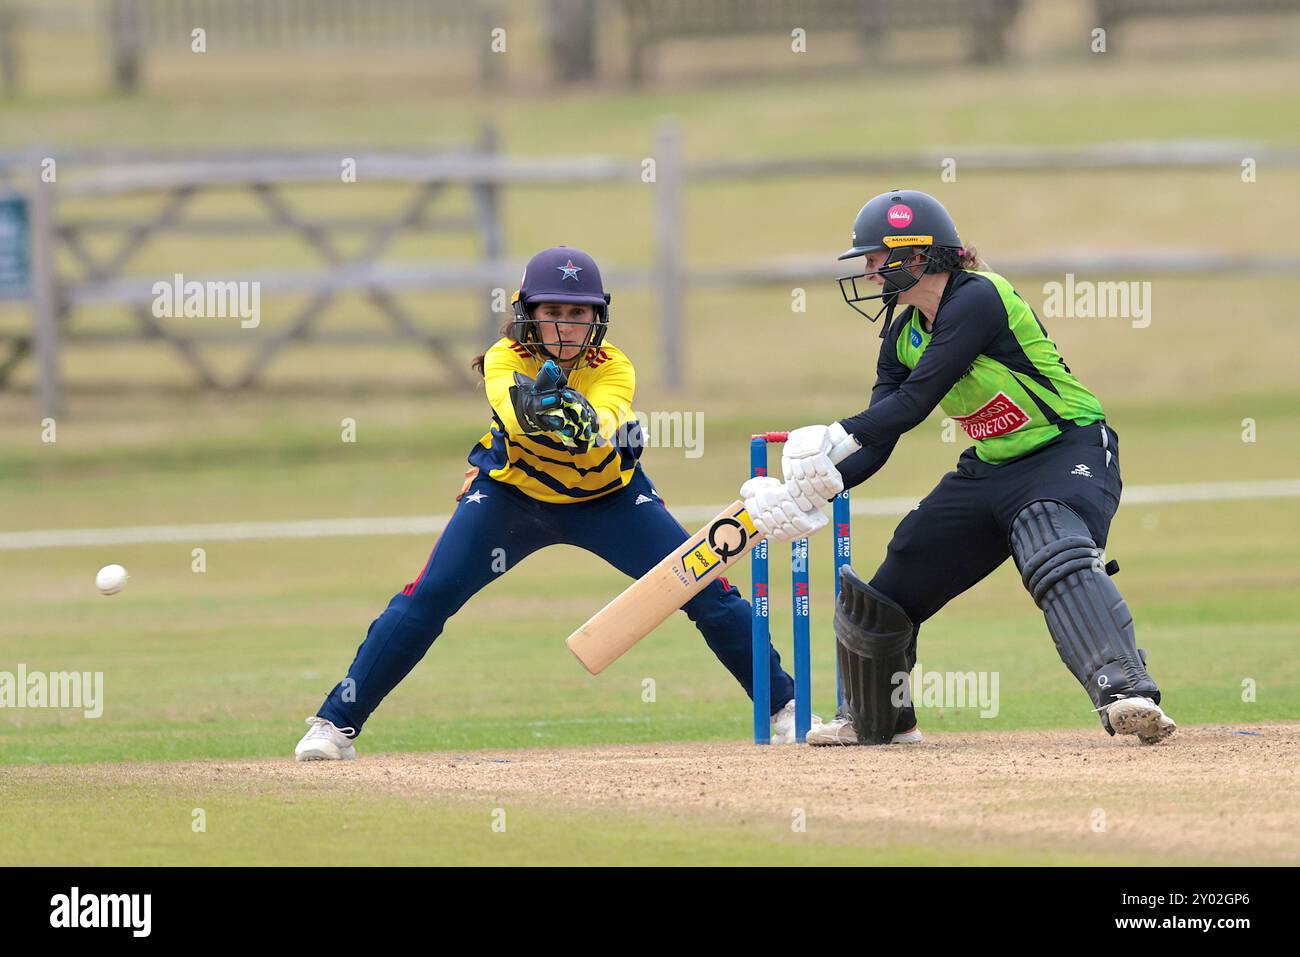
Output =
[{"x1": 953, "y1": 392, "x2": 1031, "y2": 440}]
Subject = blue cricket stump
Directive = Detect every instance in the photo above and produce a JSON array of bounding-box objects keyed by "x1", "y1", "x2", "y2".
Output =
[{"x1": 750, "y1": 432, "x2": 850, "y2": 745}]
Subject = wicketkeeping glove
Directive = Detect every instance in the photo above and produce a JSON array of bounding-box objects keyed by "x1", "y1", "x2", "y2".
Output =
[
  {"x1": 511, "y1": 360, "x2": 569, "y2": 433},
  {"x1": 510, "y1": 360, "x2": 599, "y2": 451},
  {"x1": 553, "y1": 387, "x2": 599, "y2": 451}
]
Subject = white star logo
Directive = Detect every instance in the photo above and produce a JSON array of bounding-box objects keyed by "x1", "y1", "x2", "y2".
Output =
[
  {"x1": 557, "y1": 259, "x2": 582, "y2": 281},
  {"x1": 463, "y1": 491, "x2": 487, "y2": 504}
]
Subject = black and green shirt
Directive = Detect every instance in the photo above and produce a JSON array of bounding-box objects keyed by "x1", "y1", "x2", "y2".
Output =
[{"x1": 839, "y1": 270, "x2": 1105, "y2": 477}]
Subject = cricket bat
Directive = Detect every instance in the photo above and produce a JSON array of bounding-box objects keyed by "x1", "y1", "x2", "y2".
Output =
[{"x1": 566, "y1": 500, "x2": 762, "y2": 674}]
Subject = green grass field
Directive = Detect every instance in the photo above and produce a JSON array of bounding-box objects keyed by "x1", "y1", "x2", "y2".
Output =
[{"x1": 1, "y1": 5, "x2": 1298, "y2": 864}]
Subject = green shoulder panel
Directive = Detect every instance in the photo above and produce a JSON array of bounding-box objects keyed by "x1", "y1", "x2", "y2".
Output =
[{"x1": 898, "y1": 271, "x2": 1105, "y2": 464}]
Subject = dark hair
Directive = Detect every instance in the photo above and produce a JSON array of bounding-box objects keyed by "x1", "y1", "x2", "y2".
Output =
[
  {"x1": 926, "y1": 244, "x2": 984, "y2": 273},
  {"x1": 471, "y1": 319, "x2": 516, "y2": 379},
  {"x1": 955, "y1": 245, "x2": 985, "y2": 271}
]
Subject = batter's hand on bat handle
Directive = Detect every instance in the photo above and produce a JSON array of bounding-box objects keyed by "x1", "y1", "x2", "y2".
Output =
[
  {"x1": 741, "y1": 476, "x2": 828, "y2": 543},
  {"x1": 781, "y1": 422, "x2": 860, "y2": 510}
]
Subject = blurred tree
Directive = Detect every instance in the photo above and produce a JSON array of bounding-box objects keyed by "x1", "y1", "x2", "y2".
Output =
[{"x1": 544, "y1": 0, "x2": 599, "y2": 83}]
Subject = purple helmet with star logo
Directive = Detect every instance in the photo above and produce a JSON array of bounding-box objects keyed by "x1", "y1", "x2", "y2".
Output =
[
  {"x1": 518, "y1": 246, "x2": 608, "y2": 306},
  {"x1": 511, "y1": 245, "x2": 611, "y2": 362}
]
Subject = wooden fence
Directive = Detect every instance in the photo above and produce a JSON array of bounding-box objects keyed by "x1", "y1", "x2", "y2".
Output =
[
  {"x1": 104, "y1": 0, "x2": 504, "y2": 91},
  {"x1": 7, "y1": 0, "x2": 1300, "y2": 96},
  {"x1": 5, "y1": 127, "x2": 1300, "y2": 416},
  {"x1": 0, "y1": 0, "x2": 503, "y2": 96},
  {"x1": 621, "y1": 0, "x2": 1024, "y2": 83}
]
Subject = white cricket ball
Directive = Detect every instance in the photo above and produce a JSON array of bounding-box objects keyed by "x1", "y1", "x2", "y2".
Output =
[{"x1": 95, "y1": 563, "x2": 129, "y2": 596}]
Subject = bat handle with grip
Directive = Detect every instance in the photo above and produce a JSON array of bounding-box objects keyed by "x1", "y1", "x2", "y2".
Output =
[{"x1": 755, "y1": 427, "x2": 861, "y2": 466}]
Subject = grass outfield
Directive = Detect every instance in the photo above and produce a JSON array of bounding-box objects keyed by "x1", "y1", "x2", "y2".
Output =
[
  {"x1": 1, "y1": 10, "x2": 1298, "y2": 864},
  {"x1": 1, "y1": 491, "x2": 1295, "y2": 764}
]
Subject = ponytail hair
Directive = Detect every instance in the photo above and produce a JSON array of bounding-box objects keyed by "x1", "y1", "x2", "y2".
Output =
[
  {"x1": 926, "y1": 244, "x2": 986, "y2": 273},
  {"x1": 955, "y1": 245, "x2": 986, "y2": 271}
]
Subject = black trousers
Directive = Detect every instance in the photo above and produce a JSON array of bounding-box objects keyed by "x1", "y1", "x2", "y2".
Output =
[{"x1": 869, "y1": 421, "x2": 1122, "y2": 625}]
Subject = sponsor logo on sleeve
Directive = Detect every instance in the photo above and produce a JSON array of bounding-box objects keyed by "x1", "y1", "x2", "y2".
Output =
[{"x1": 953, "y1": 392, "x2": 1031, "y2": 440}]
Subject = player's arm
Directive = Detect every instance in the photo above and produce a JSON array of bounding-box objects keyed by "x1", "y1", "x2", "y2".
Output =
[
  {"x1": 482, "y1": 343, "x2": 533, "y2": 437},
  {"x1": 835, "y1": 324, "x2": 913, "y2": 489},
  {"x1": 780, "y1": 320, "x2": 911, "y2": 507},
  {"x1": 784, "y1": 289, "x2": 1005, "y2": 508},
  {"x1": 502, "y1": 359, "x2": 598, "y2": 451},
  {"x1": 531, "y1": 346, "x2": 636, "y2": 452},
  {"x1": 838, "y1": 289, "x2": 1006, "y2": 447},
  {"x1": 484, "y1": 344, "x2": 599, "y2": 448},
  {"x1": 580, "y1": 348, "x2": 636, "y2": 445}
]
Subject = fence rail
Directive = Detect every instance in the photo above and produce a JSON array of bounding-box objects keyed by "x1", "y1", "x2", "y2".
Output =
[
  {"x1": 691, "y1": 140, "x2": 1300, "y2": 179},
  {"x1": 5, "y1": 128, "x2": 1300, "y2": 415}
]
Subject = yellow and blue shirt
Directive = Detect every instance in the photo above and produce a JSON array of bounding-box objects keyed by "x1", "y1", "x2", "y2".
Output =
[{"x1": 468, "y1": 338, "x2": 643, "y2": 504}]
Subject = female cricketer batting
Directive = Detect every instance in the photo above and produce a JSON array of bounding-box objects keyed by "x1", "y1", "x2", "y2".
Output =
[
  {"x1": 296, "y1": 246, "x2": 815, "y2": 759},
  {"x1": 740, "y1": 189, "x2": 1177, "y2": 747}
]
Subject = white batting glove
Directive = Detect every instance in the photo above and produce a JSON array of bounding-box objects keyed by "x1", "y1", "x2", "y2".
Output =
[
  {"x1": 740, "y1": 476, "x2": 829, "y2": 543},
  {"x1": 781, "y1": 422, "x2": 860, "y2": 510}
]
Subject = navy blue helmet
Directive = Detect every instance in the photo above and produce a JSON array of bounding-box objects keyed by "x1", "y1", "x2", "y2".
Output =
[
  {"x1": 511, "y1": 246, "x2": 611, "y2": 362},
  {"x1": 836, "y1": 189, "x2": 964, "y2": 335}
]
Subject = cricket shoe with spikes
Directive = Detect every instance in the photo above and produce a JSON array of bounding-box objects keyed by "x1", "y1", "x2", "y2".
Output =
[
  {"x1": 770, "y1": 700, "x2": 824, "y2": 744},
  {"x1": 806, "y1": 706, "x2": 923, "y2": 746},
  {"x1": 294, "y1": 716, "x2": 358, "y2": 761},
  {"x1": 1102, "y1": 696, "x2": 1177, "y2": 744}
]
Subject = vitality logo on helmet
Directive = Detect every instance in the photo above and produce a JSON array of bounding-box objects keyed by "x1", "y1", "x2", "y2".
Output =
[{"x1": 886, "y1": 204, "x2": 914, "y2": 228}]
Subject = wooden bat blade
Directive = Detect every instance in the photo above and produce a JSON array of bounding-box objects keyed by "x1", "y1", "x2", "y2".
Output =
[{"x1": 566, "y1": 499, "x2": 761, "y2": 674}]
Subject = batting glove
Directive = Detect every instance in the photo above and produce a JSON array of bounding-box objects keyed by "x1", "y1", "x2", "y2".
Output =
[
  {"x1": 781, "y1": 422, "x2": 859, "y2": 510},
  {"x1": 741, "y1": 476, "x2": 829, "y2": 543}
]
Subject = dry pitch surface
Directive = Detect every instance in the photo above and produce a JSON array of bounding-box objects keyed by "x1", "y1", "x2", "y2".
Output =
[{"x1": 8, "y1": 723, "x2": 1297, "y2": 865}]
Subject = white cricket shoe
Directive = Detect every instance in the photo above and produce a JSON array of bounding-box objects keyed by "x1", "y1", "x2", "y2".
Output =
[
  {"x1": 805, "y1": 715, "x2": 924, "y2": 746},
  {"x1": 770, "y1": 700, "x2": 823, "y2": 744},
  {"x1": 1104, "y1": 696, "x2": 1177, "y2": 744},
  {"x1": 294, "y1": 716, "x2": 358, "y2": 761}
]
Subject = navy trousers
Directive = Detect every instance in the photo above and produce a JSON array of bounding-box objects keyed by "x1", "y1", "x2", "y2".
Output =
[{"x1": 318, "y1": 466, "x2": 793, "y2": 734}]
